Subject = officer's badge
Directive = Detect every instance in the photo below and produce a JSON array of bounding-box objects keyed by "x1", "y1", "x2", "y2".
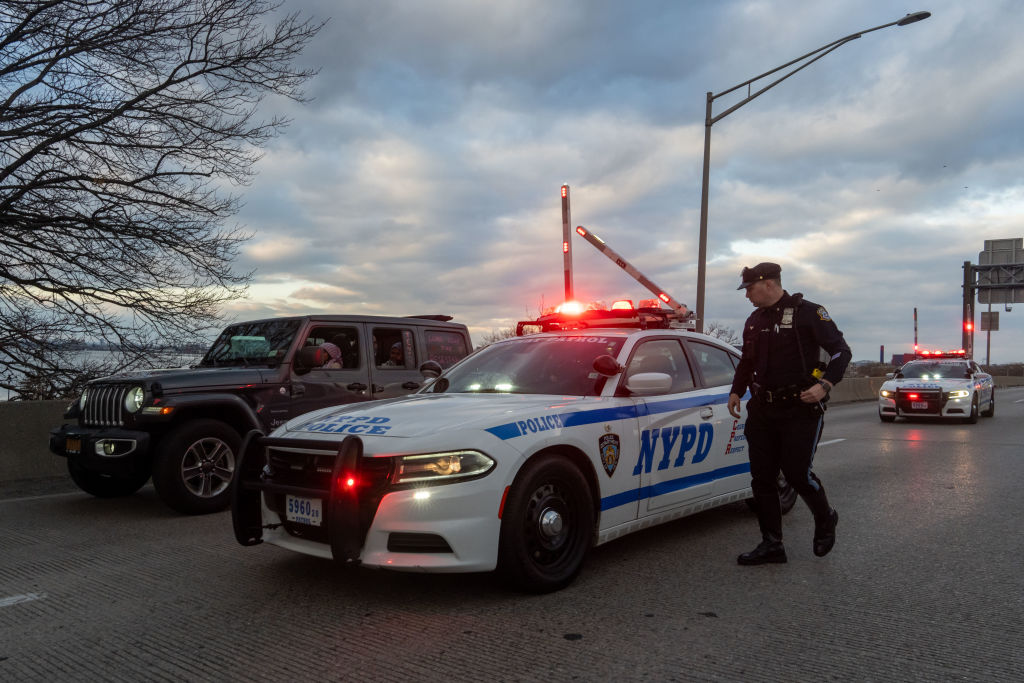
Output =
[
  {"x1": 599, "y1": 433, "x2": 620, "y2": 477},
  {"x1": 817, "y1": 306, "x2": 831, "y2": 321},
  {"x1": 781, "y1": 307, "x2": 794, "y2": 327}
]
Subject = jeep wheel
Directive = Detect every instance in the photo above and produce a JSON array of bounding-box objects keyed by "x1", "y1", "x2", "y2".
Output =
[
  {"x1": 67, "y1": 459, "x2": 150, "y2": 498},
  {"x1": 498, "y1": 456, "x2": 594, "y2": 593},
  {"x1": 153, "y1": 419, "x2": 239, "y2": 515}
]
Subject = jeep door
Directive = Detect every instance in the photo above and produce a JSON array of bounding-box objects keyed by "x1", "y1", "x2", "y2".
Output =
[
  {"x1": 368, "y1": 324, "x2": 429, "y2": 398},
  {"x1": 287, "y1": 323, "x2": 374, "y2": 418}
]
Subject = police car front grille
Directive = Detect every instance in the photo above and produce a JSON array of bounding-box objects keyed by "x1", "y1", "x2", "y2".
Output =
[{"x1": 82, "y1": 383, "x2": 131, "y2": 427}]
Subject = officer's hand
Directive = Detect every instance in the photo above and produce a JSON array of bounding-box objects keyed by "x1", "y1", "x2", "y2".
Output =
[
  {"x1": 800, "y1": 382, "x2": 827, "y2": 403},
  {"x1": 727, "y1": 393, "x2": 742, "y2": 418}
]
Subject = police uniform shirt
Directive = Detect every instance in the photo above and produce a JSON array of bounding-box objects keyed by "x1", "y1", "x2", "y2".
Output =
[{"x1": 729, "y1": 291, "x2": 852, "y2": 397}]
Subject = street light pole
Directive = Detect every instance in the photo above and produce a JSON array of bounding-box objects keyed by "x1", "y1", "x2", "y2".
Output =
[{"x1": 693, "y1": 11, "x2": 930, "y2": 333}]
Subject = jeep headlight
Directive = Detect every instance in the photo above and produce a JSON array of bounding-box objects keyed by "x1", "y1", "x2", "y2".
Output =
[
  {"x1": 394, "y1": 450, "x2": 494, "y2": 485},
  {"x1": 947, "y1": 389, "x2": 970, "y2": 399},
  {"x1": 79, "y1": 388, "x2": 89, "y2": 411},
  {"x1": 124, "y1": 386, "x2": 145, "y2": 413}
]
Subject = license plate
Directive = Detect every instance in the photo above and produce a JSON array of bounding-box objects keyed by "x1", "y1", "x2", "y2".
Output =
[
  {"x1": 911, "y1": 401, "x2": 928, "y2": 410},
  {"x1": 65, "y1": 438, "x2": 82, "y2": 454},
  {"x1": 285, "y1": 495, "x2": 322, "y2": 527}
]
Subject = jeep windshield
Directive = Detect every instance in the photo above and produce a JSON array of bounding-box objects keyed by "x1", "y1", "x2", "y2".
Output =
[
  {"x1": 425, "y1": 335, "x2": 625, "y2": 396},
  {"x1": 198, "y1": 319, "x2": 302, "y2": 367}
]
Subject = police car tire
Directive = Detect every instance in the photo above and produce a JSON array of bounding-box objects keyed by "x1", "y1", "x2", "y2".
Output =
[
  {"x1": 152, "y1": 419, "x2": 240, "y2": 515},
  {"x1": 497, "y1": 455, "x2": 594, "y2": 593},
  {"x1": 981, "y1": 392, "x2": 995, "y2": 418},
  {"x1": 966, "y1": 397, "x2": 979, "y2": 424},
  {"x1": 66, "y1": 459, "x2": 151, "y2": 498}
]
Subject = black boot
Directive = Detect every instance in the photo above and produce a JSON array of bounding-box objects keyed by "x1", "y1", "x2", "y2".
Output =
[
  {"x1": 813, "y1": 509, "x2": 839, "y2": 557},
  {"x1": 737, "y1": 539, "x2": 787, "y2": 565}
]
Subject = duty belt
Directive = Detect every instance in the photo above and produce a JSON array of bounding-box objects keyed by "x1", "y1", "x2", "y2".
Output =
[{"x1": 753, "y1": 383, "x2": 803, "y2": 404}]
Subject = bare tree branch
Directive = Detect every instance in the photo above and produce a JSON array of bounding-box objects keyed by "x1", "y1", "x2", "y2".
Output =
[{"x1": 0, "y1": 0, "x2": 325, "y2": 398}]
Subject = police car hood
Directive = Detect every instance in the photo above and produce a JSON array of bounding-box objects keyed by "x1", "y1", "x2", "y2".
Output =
[
  {"x1": 880, "y1": 376, "x2": 974, "y2": 391},
  {"x1": 281, "y1": 393, "x2": 596, "y2": 439}
]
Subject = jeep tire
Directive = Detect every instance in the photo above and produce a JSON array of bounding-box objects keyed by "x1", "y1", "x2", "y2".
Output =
[
  {"x1": 153, "y1": 419, "x2": 240, "y2": 515},
  {"x1": 67, "y1": 459, "x2": 150, "y2": 498}
]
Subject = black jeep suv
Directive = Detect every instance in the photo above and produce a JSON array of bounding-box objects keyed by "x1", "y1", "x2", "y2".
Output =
[{"x1": 49, "y1": 314, "x2": 472, "y2": 514}]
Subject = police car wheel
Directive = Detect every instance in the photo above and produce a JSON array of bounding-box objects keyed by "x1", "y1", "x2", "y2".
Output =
[
  {"x1": 152, "y1": 419, "x2": 240, "y2": 515},
  {"x1": 498, "y1": 455, "x2": 594, "y2": 593},
  {"x1": 966, "y1": 397, "x2": 979, "y2": 424},
  {"x1": 879, "y1": 412, "x2": 896, "y2": 423},
  {"x1": 981, "y1": 392, "x2": 995, "y2": 418},
  {"x1": 66, "y1": 459, "x2": 151, "y2": 498}
]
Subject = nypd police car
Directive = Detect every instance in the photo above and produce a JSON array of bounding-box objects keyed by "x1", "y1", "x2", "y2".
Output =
[
  {"x1": 232, "y1": 305, "x2": 766, "y2": 592},
  {"x1": 877, "y1": 351, "x2": 995, "y2": 423}
]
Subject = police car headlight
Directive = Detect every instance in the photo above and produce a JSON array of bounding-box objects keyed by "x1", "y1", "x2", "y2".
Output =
[
  {"x1": 394, "y1": 450, "x2": 494, "y2": 485},
  {"x1": 879, "y1": 389, "x2": 894, "y2": 398},
  {"x1": 946, "y1": 389, "x2": 970, "y2": 399},
  {"x1": 124, "y1": 386, "x2": 145, "y2": 413}
]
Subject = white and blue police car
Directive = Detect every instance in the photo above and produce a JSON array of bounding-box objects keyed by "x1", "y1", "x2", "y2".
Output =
[
  {"x1": 877, "y1": 350, "x2": 995, "y2": 423},
  {"x1": 232, "y1": 305, "x2": 774, "y2": 592}
]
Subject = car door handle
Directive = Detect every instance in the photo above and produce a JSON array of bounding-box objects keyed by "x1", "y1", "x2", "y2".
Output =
[
  {"x1": 700, "y1": 406, "x2": 714, "y2": 420},
  {"x1": 373, "y1": 384, "x2": 385, "y2": 393},
  {"x1": 346, "y1": 382, "x2": 367, "y2": 391},
  {"x1": 291, "y1": 384, "x2": 305, "y2": 396},
  {"x1": 402, "y1": 381, "x2": 420, "y2": 390}
]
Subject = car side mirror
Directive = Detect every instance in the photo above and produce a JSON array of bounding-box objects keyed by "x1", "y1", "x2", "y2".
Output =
[
  {"x1": 293, "y1": 346, "x2": 319, "y2": 375},
  {"x1": 593, "y1": 355, "x2": 622, "y2": 377},
  {"x1": 624, "y1": 372, "x2": 672, "y2": 395},
  {"x1": 419, "y1": 360, "x2": 443, "y2": 379}
]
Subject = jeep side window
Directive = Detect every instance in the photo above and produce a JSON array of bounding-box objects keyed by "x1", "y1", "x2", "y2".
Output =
[
  {"x1": 302, "y1": 326, "x2": 361, "y2": 370},
  {"x1": 373, "y1": 328, "x2": 416, "y2": 369},
  {"x1": 425, "y1": 330, "x2": 469, "y2": 369}
]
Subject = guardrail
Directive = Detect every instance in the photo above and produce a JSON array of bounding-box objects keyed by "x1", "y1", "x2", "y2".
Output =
[{"x1": 5, "y1": 376, "x2": 1024, "y2": 484}]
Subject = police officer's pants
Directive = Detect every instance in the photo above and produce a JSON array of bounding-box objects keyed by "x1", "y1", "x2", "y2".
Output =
[{"x1": 744, "y1": 400, "x2": 832, "y2": 542}]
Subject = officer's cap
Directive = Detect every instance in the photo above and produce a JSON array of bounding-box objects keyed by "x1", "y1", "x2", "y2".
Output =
[{"x1": 737, "y1": 262, "x2": 781, "y2": 289}]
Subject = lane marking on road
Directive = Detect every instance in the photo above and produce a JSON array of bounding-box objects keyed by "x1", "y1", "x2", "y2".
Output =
[
  {"x1": 1015, "y1": 399, "x2": 1024, "y2": 404},
  {"x1": 818, "y1": 439, "x2": 845, "y2": 447},
  {"x1": 0, "y1": 593, "x2": 46, "y2": 608}
]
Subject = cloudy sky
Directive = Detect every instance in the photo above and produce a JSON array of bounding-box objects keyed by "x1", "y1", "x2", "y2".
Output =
[{"x1": 226, "y1": 0, "x2": 1024, "y2": 364}]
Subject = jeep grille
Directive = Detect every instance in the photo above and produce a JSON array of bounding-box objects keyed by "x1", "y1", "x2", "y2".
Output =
[{"x1": 82, "y1": 383, "x2": 131, "y2": 427}]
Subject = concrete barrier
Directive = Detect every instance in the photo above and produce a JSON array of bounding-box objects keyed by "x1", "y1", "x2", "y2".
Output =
[
  {"x1": 0, "y1": 400, "x2": 71, "y2": 482},
  {"x1": 4, "y1": 376, "x2": 1024, "y2": 484}
]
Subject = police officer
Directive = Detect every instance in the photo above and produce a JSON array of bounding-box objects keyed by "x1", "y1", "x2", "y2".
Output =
[{"x1": 727, "y1": 262, "x2": 852, "y2": 565}]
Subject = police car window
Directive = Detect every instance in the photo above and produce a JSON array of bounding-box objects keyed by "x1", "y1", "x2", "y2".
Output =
[
  {"x1": 427, "y1": 336, "x2": 625, "y2": 396},
  {"x1": 687, "y1": 341, "x2": 737, "y2": 388},
  {"x1": 902, "y1": 362, "x2": 969, "y2": 379},
  {"x1": 623, "y1": 339, "x2": 694, "y2": 394}
]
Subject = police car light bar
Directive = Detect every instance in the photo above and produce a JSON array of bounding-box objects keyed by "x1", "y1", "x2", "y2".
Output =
[{"x1": 574, "y1": 225, "x2": 690, "y2": 318}]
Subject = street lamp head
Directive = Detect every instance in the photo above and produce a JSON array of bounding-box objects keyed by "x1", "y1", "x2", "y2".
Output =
[{"x1": 897, "y1": 11, "x2": 931, "y2": 26}]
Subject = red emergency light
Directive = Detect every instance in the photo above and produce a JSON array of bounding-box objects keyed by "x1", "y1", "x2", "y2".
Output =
[
  {"x1": 561, "y1": 185, "x2": 568, "y2": 199},
  {"x1": 556, "y1": 301, "x2": 585, "y2": 315},
  {"x1": 658, "y1": 293, "x2": 670, "y2": 304},
  {"x1": 562, "y1": 240, "x2": 569, "y2": 254},
  {"x1": 907, "y1": 393, "x2": 919, "y2": 400},
  {"x1": 611, "y1": 300, "x2": 634, "y2": 310},
  {"x1": 575, "y1": 226, "x2": 587, "y2": 237}
]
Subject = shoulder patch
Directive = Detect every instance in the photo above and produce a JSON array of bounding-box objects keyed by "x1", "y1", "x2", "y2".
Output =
[{"x1": 816, "y1": 306, "x2": 831, "y2": 321}]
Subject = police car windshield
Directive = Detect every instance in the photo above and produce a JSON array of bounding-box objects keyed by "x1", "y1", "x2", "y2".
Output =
[
  {"x1": 902, "y1": 361, "x2": 970, "y2": 379},
  {"x1": 429, "y1": 335, "x2": 625, "y2": 396}
]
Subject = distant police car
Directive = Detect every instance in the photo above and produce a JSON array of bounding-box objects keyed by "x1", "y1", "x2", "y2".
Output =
[
  {"x1": 877, "y1": 350, "x2": 995, "y2": 423},
  {"x1": 232, "y1": 304, "x2": 765, "y2": 592}
]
